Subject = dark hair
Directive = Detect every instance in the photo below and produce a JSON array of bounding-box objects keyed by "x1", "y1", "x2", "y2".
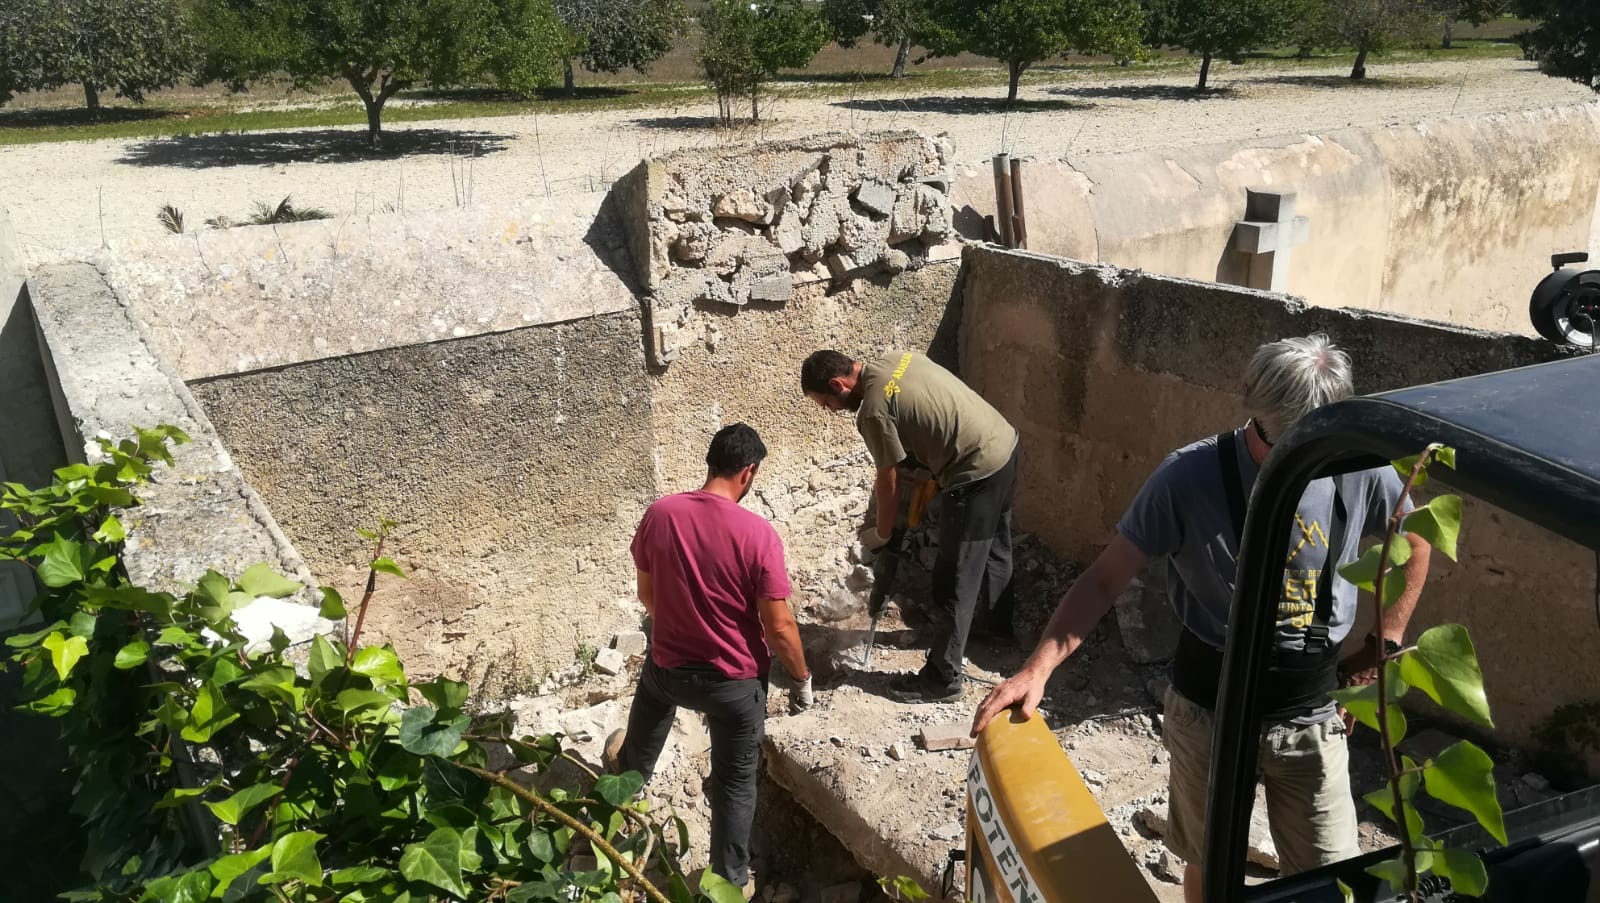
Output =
[
  {"x1": 800, "y1": 350, "x2": 856, "y2": 396},
  {"x1": 706, "y1": 423, "x2": 767, "y2": 477}
]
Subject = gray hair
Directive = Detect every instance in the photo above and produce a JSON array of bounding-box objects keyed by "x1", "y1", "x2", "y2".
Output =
[{"x1": 1243, "y1": 334, "x2": 1353, "y2": 439}]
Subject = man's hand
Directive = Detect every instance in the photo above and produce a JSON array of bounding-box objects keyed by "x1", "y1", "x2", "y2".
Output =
[
  {"x1": 789, "y1": 675, "x2": 814, "y2": 714},
  {"x1": 970, "y1": 665, "x2": 1048, "y2": 737}
]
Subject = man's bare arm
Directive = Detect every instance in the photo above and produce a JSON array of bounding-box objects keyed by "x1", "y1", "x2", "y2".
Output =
[
  {"x1": 637, "y1": 570, "x2": 655, "y2": 619},
  {"x1": 1387, "y1": 534, "x2": 1431, "y2": 643},
  {"x1": 971, "y1": 534, "x2": 1148, "y2": 734},
  {"x1": 758, "y1": 597, "x2": 809, "y2": 681},
  {"x1": 872, "y1": 465, "x2": 899, "y2": 541}
]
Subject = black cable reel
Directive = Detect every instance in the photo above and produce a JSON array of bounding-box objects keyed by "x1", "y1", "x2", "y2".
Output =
[{"x1": 1530, "y1": 251, "x2": 1600, "y2": 348}]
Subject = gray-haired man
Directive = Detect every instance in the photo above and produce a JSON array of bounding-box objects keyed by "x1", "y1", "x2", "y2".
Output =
[{"x1": 971, "y1": 334, "x2": 1432, "y2": 902}]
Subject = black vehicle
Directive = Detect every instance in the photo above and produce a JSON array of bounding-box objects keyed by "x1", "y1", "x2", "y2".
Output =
[{"x1": 1205, "y1": 351, "x2": 1600, "y2": 903}]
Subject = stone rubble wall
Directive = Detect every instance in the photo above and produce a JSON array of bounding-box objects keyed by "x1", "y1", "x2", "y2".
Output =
[{"x1": 614, "y1": 131, "x2": 959, "y2": 366}]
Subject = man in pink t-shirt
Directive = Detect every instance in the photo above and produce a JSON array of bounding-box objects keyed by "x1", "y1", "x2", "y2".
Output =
[{"x1": 609, "y1": 423, "x2": 811, "y2": 892}]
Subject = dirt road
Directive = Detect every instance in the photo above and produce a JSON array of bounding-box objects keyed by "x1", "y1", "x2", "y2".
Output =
[{"x1": 1, "y1": 57, "x2": 1593, "y2": 264}]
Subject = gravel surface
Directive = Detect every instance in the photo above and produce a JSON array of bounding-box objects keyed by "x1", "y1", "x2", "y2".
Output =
[{"x1": 3, "y1": 57, "x2": 1593, "y2": 265}]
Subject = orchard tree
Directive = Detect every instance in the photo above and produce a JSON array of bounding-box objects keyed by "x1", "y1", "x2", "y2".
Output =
[
  {"x1": 553, "y1": 0, "x2": 688, "y2": 91},
  {"x1": 1329, "y1": 0, "x2": 1435, "y2": 78},
  {"x1": 821, "y1": 0, "x2": 931, "y2": 78},
  {"x1": 196, "y1": 0, "x2": 569, "y2": 145},
  {"x1": 698, "y1": 0, "x2": 828, "y2": 124},
  {"x1": 1430, "y1": 0, "x2": 1504, "y2": 48},
  {"x1": 7, "y1": 0, "x2": 194, "y2": 115},
  {"x1": 1515, "y1": 0, "x2": 1599, "y2": 92},
  {"x1": 922, "y1": 0, "x2": 1146, "y2": 103},
  {"x1": 1143, "y1": 0, "x2": 1289, "y2": 89}
]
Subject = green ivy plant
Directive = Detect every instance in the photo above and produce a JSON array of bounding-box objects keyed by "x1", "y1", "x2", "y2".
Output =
[
  {"x1": 1331, "y1": 444, "x2": 1506, "y2": 901},
  {"x1": 0, "y1": 426, "x2": 749, "y2": 903}
]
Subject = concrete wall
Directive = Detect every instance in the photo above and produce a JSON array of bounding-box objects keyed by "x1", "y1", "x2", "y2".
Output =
[
  {"x1": 958, "y1": 246, "x2": 1590, "y2": 747},
  {"x1": 955, "y1": 104, "x2": 1600, "y2": 334}
]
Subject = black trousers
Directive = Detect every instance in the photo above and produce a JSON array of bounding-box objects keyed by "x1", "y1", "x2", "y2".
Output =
[
  {"x1": 619, "y1": 659, "x2": 767, "y2": 887},
  {"x1": 920, "y1": 445, "x2": 1018, "y2": 693}
]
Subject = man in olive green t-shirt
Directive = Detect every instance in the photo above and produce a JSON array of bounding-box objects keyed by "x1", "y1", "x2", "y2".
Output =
[{"x1": 801, "y1": 349, "x2": 1020, "y2": 703}]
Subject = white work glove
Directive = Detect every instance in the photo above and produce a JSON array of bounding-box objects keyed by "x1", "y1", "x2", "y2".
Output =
[
  {"x1": 857, "y1": 524, "x2": 891, "y2": 553},
  {"x1": 789, "y1": 674, "x2": 814, "y2": 715}
]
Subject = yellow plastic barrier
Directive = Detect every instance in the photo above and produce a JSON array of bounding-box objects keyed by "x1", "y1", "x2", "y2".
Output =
[{"x1": 966, "y1": 712, "x2": 1159, "y2": 902}]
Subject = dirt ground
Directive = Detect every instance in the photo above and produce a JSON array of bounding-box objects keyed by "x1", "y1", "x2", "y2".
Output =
[{"x1": 2, "y1": 57, "x2": 1593, "y2": 265}]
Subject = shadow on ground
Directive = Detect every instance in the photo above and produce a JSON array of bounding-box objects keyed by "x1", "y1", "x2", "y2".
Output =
[
  {"x1": 1252, "y1": 73, "x2": 1450, "y2": 90},
  {"x1": 114, "y1": 127, "x2": 514, "y2": 168},
  {"x1": 833, "y1": 95, "x2": 1092, "y2": 115},
  {"x1": 0, "y1": 105, "x2": 175, "y2": 129},
  {"x1": 1049, "y1": 83, "x2": 1240, "y2": 101},
  {"x1": 632, "y1": 114, "x2": 728, "y2": 130}
]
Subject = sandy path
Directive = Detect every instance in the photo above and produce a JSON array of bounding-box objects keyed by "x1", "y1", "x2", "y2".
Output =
[{"x1": 2, "y1": 57, "x2": 1593, "y2": 264}]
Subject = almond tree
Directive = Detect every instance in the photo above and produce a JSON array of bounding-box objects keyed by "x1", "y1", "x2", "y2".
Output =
[
  {"x1": 1516, "y1": 0, "x2": 1600, "y2": 93},
  {"x1": 921, "y1": 0, "x2": 1146, "y2": 103},
  {"x1": 1142, "y1": 0, "x2": 1290, "y2": 89},
  {"x1": 821, "y1": 0, "x2": 932, "y2": 78},
  {"x1": 553, "y1": 0, "x2": 688, "y2": 92},
  {"x1": 5, "y1": 0, "x2": 194, "y2": 115}
]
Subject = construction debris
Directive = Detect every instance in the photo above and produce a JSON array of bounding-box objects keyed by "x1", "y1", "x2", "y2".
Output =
[{"x1": 919, "y1": 723, "x2": 976, "y2": 752}]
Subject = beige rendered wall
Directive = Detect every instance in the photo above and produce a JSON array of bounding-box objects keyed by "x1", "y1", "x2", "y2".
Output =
[
  {"x1": 958, "y1": 246, "x2": 1591, "y2": 747},
  {"x1": 955, "y1": 103, "x2": 1600, "y2": 334}
]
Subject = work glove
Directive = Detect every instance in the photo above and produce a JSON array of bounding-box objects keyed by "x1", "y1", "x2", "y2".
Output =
[
  {"x1": 789, "y1": 674, "x2": 814, "y2": 715},
  {"x1": 858, "y1": 524, "x2": 891, "y2": 553}
]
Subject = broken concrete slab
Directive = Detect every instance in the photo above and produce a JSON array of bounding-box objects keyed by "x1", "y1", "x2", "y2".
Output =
[
  {"x1": 612, "y1": 631, "x2": 648, "y2": 655},
  {"x1": 853, "y1": 180, "x2": 897, "y2": 218},
  {"x1": 918, "y1": 723, "x2": 976, "y2": 752},
  {"x1": 1114, "y1": 566, "x2": 1179, "y2": 664},
  {"x1": 593, "y1": 646, "x2": 628, "y2": 676}
]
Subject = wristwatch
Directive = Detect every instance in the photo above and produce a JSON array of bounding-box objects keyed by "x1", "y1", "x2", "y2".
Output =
[{"x1": 1381, "y1": 638, "x2": 1402, "y2": 657}]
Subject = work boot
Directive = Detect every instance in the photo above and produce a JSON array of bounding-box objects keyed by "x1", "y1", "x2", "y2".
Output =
[
  {"x1": 602, "y1": 728, "x2": 626, "y2": 774},
  {"x1": 886, "y1": 672, "x2": 962, "y2": 704}
]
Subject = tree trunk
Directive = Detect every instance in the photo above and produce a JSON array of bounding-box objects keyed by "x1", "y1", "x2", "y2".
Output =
[
  {"x1": 83, "y1": 82, "x2": 100, "y2": 116},
  {"x1": 564, "y1": 59, "x2": 576, "y2": 94},
  {"x1": 1441, "y1": 18, "x2": 1454, "y2": 49},
  {"x1": 750, "y1": 85, "x2": 759, "y2": 122},
  {"x1": 1006, "y1": 60, "x2": 1025, "y2": 104},
  {"x1": 1197, "y1": 52, "x2": 1212, "y2": 90},
  {"x1": 364, "y1": 97, "x2": 383, "y2": 145},
  {"x1": 1297, "y1": 43, "x2": 1313, "y2": 60},
  {"x1": 1351, "y1": 46, "x2": 1369, "y2": 80},
  {"x1": 891, "y1": 34, "x2": 912, "y2": 78}
]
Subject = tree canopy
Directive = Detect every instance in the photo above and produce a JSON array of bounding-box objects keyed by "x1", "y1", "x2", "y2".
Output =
[
  {"x1": 552, "y1": 0, "x2": 687, "y2": 90},
  {"x1": 1142, "y1": 0, "x2": 1289, "y2": 88},
  {"x1": 1328, "y1": 0, "x2": 1436, "y2": 79},
  {"x1": 821, "y1": 0, "x2": 932, "y2": 77},
  {"x1": 1, "y1": 0, "x2": 194, "y2": 113},
  {"x1": 922, "y1": 0, "x2": 1146, "y2": 102},
  {"x1": 698, "y1": 0, "x2": 828, "y2": 124},
  {"x1": 195, "y1": 0, "x2": 569, "y2": 144},
  {"x1": 1517, "y1": 0, "x2": 1599, "y2": 92}
]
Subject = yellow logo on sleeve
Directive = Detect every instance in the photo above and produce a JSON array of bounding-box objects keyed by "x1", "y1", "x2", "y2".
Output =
[{"x1": 883, "y1": 352, "x2": 913, "y2": 402}]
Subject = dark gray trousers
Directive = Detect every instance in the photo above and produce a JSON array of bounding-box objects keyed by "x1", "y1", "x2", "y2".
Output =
[
  {"x1": 920, "y1": 446, "x2": 1018, "y2": 693},
  {"x1": 620, "y1": 659, "x2": 767, "y2": 887}
]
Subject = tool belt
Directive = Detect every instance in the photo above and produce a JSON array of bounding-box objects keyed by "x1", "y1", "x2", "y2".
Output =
[{"x1": 1170, "y1": 431, "x2": 1346, "y2": 722}]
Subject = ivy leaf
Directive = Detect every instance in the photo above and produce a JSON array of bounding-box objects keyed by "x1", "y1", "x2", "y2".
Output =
[
  {"x1": 238, "y1": 665, "x2": 303, "y2": 707},
  {"x1": 1401, "y1": 495, "x2": 1462, "y2": 561},
  {"x1": 698, "y1": 869, "x2": 746, "y2": 903},
  {"x1": 330, "y1": 864, "x2": 390, "y2": 885},
  {"x1": 371, "y1": 557, "x2": 407, "y2": 579},
  {"x1": 307, "y1": 634, "x2": 342, "y2": 682},
  {"x1": 24, "y1": 686, "x2": 75, "y2": 714},
  {"x1": 1392, "y1": 454, "x2": 1428, "y2": 488},
  {"x1": 351, "y1": 646, "x2": 406, "y2": 687},
  {"x1": 399, "y1": 827, "x2": 468, "y2": 898},
  {"x1": 182, "y1": 681, "x2": 240, "y2": 742},
  {"x1": 417, "y1": 677, "x2": 470, "y2": 713},
  {"x1": 879, "y1": 877, "x2": 930, "y2": 901},
  {"x1": 204, "y1": 783, "x2": 282, "y2": 825},
  {"x1": 69, "y1": 611, "x2": 96, "y2": 638},
  {"x1": 1434, "y1": 446, "x2": 1457, "y2": 470},
  {"x1": 1430, "y1": 846, "x2": 1488, "y2": 897},
  {"x1": 1423, "y1": 740, "x2": 1508, "y2": 845},
  {"x1": 1338, "y1": 544, "x2": 1381, "y2": 592},
  {"x1": 1329, "y1": 680, "x2": 1406, "y2": 742},
  {"x1": 398, "y1": 705, "x2": 469, "y2": 758},
  {"x1": 93, "y1": 514, "x2": 126, "y2": 543},
  {"x1": 237, "y1": 563, "x2": 302, "y2": 599},
  {"x1": 1378, "y1": 567, "x2": 1408, "y2": 609},
  {"x1": 38, "y1": 534, "x2": 86, "y2": 588},
  {"x1": 208, "y1": 846, "x2": 272, "y2": 896},
  {"x1": 527, "y1": 828, "x2": 556, "y2": 863},
  {"x1": 318, "y1": 587, "x2": 346, "y2": 619},
  {"x1": 156, "y1": 625, "x2": 191, "y2": 646},
  {"x1": 42, "y1": 632, "x2": 90, "y2": 681},
  {"x1": 596, "y1": 771, "x2": 645, "y2": 806},
  {"x1": 262, "y1": 830, "x2": 325, "y2": 887},
  {"x1": 138, "y1": 869, "x2": 213, "y2": 903},
  {"x1": 114, "y1": 640, "x2": 150, "y2": 669},
  {"x1": 336, "y1": 688, "x2": 399, "y2": 716},
  {"x1": 1363, "y1": 757, "x2": 1423, "y2": 839},
  {"x1": 154, "y1": 780, "x2": 219, "y2": 810},
  {"x1": 1398, "y1": 625, "x2": 1493, "y2": 728},
  {"x1": 1365, "y1": 857, "x2": 1408, "y2": 892}
]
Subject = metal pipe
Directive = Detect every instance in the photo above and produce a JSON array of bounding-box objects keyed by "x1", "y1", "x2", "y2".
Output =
[
  {"x1": 992, "y1": 154, "x2": 1015, "y2": 248},
  {"x1": 1009, "y1": 158, "x2": 1028, "y2": 250}
]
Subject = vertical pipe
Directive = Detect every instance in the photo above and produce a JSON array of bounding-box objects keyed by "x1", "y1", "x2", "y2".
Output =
[
  {"x1": 1009, "y1": 158, "x2": 1028, "y2": 250},
  {"x1": 992, "y1": 154, "x2": 1015, "y2": 248}
]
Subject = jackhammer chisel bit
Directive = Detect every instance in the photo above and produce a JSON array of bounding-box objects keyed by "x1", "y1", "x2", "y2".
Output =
[{"x1": 860, "y1": 526, "x2": 907, "y2": 670}]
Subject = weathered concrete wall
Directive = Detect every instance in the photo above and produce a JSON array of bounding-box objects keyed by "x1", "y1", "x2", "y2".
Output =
[
  {"x1": 956, "y1": 104, "x2": 1600, "y2": 334},
  {"x1": 959, "y1": 246, "x2": 1589, "y2": 746},
  {"x1": 86, "y1": 192, "x2": 637, "y2": 380},
  {"x1": 24, "y1": 261, "x2": 331, "y2": 646}
]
